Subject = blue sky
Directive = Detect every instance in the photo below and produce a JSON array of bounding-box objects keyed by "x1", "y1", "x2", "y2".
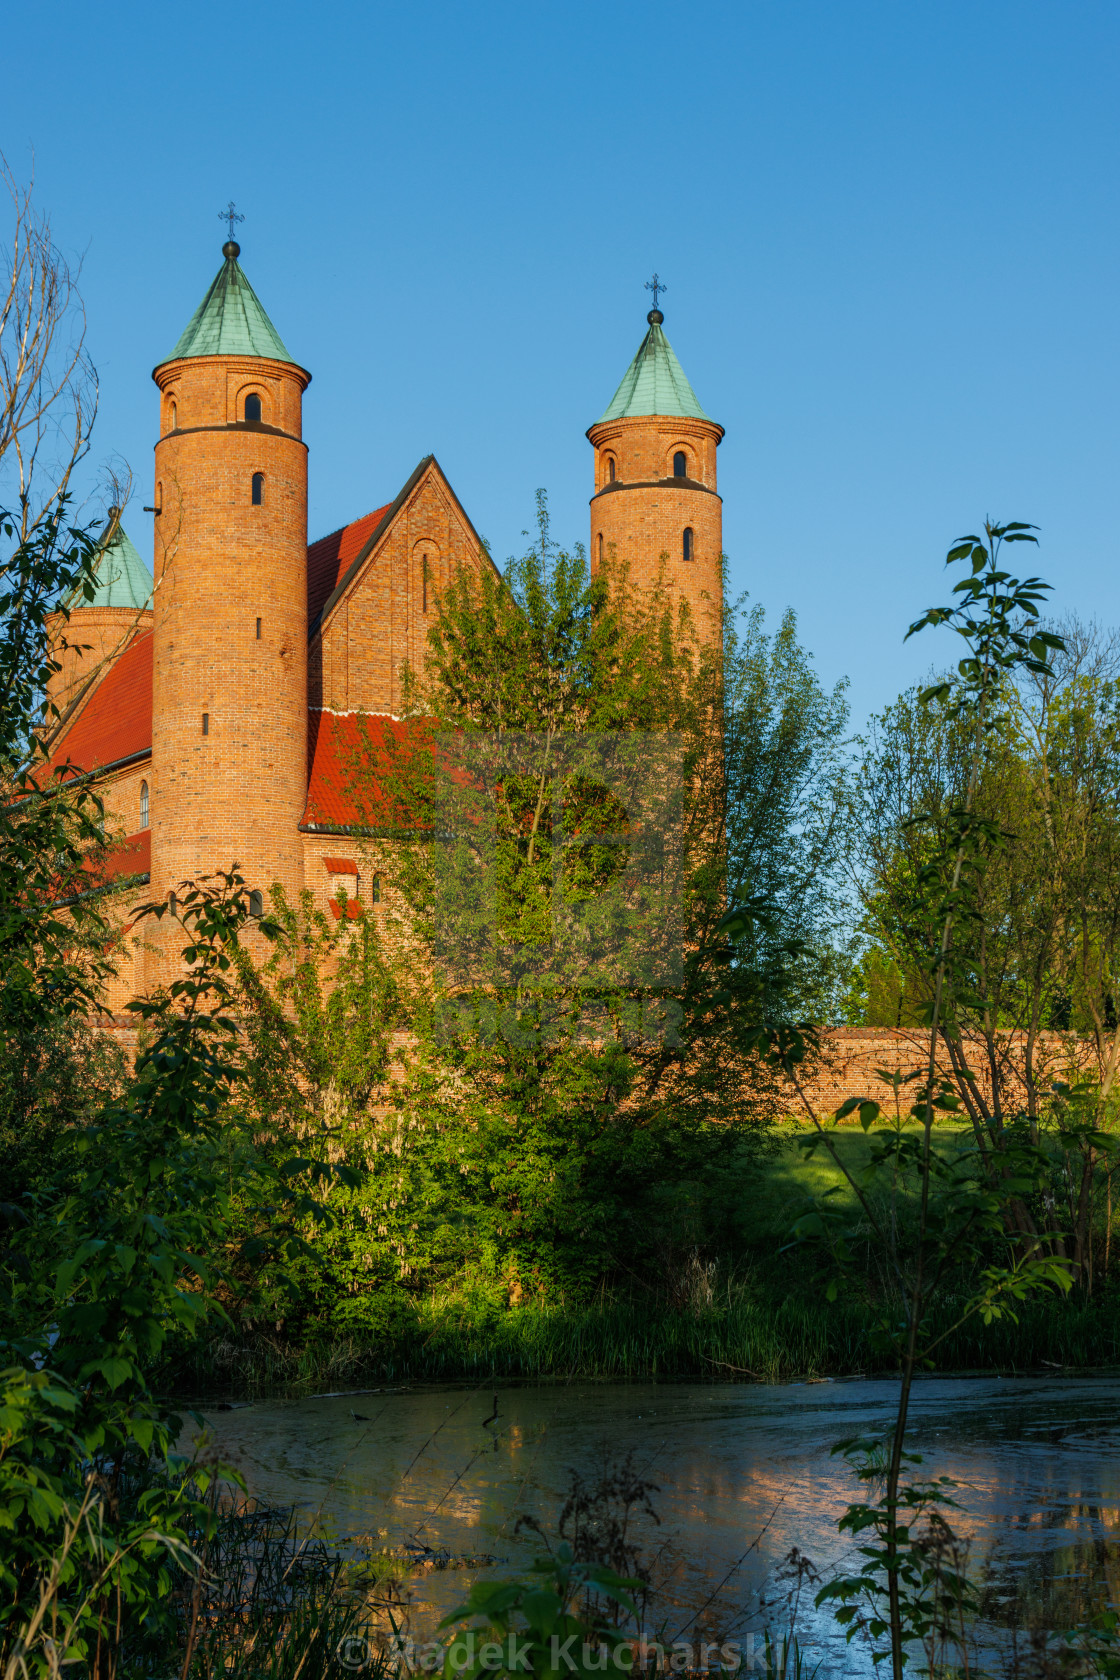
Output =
[{"x1": 4, "y1": 0, "x2": 1118, "y2": 728}]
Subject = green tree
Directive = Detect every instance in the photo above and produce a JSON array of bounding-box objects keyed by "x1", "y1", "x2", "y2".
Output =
[{"x1": 291, "y1": 497, "x2": 851, "y2": 1301}]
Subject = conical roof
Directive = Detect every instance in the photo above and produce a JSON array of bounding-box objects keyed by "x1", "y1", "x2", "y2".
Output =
[
  {"x1": 68, "y1": 516, "x2": 153, "y2": 611},
  {"x1": 164, "y1": 241, "x2": 296, "y2": 364},
  {"x1": 595, "y1": 312, "x2": 712, "y2": 424}
]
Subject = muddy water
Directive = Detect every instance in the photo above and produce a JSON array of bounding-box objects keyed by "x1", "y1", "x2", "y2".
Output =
[{"x1": 184, "y1": 1375, "x2": 1120, "y2": 1673}]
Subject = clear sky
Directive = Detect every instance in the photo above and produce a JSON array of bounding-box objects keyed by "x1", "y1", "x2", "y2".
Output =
[{"x1": 4, "y1": 0, "x2": 1117, "y2": 728}]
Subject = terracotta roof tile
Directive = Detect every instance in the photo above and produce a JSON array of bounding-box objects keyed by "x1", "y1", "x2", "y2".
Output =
[
  {"x1": 307, "y1": 505, "x2": 391, "y2": 627},
  {"x1": 302, "y1": 710, "x2": 425, "y2": 830},
  {"x1": 328, "y1": 897, "x2": 364, "y2": 920},
  {"x1": 90, "y1": 828, "x2": 151, "y2": 884},
  {"x1": 47, "y1": 633, "x2": 153, "y2": 779}
]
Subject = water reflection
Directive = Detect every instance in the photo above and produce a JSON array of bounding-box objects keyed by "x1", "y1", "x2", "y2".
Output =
[{"x1": 184, "y1": 1376, "x2": 1120, "y2": 1673}]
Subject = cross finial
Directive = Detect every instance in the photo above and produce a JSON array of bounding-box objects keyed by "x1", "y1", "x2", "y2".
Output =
[
  {"x1": 644, "y1": 272, "x2": 667, "y2": 312},
  {"x1": 219, "y1": 200, "x2": 245, "y2": 241}
]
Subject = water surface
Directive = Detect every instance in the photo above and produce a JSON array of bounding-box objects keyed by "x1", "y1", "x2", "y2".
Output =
[{"x1": 185, "y1": 1375, "x2": 1120, "y2": 1672}]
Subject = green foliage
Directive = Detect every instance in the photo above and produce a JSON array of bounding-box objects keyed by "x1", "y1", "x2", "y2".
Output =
[
  {"x1": 0, "y1": 505, "x2": 117, "y2": 1031},
  {"x1": 275, "y1": 498, "x2": 851, "y2": 1304},
  {"x1": 0, "y1": 872, "x2": 273, "y2": 1668},
  {"x1": 438, "y1": 1538, "x2": 640, "y2": 1680}
]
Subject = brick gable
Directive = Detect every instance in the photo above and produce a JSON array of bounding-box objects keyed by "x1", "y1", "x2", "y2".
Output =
[{"x1": 309, "y1": 456, "x2": 494, "y2": 716}]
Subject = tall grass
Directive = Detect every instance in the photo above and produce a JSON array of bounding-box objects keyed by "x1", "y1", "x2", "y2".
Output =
[{"x1": 167, "y1": 1283, "x2": 1120, "y2": 1398}]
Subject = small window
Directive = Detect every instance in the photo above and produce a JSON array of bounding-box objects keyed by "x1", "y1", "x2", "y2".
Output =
[
  {"x1": 251, "y1": 473, "x2": 264, "y2": 506},
  {"x1": 139, "y1": 780, "x2": 149, "y2": 828},
  {"x1": 607, "y1": 456, "x2": 616, "y2": 483},
  {"x1": 256, "y1": 617, "x2": 262, "y2": 639},
  {"x1": 202, "y1": 712, "x2": 209, "y2": 735},
  {"x1": 422, "y1": 558, "x2": 428, "y2": 615},
  {"x1": 244, "y1": 393, "x2": 262, "y2": 423},
  {"x1": 598, "y1": 533, "x2": 603, "y2": 565},
  {"x1": 168, "y1": 891, "x2": 177, "y2": 919},
  {"x1": 371, "y1": 873, "x2": 382, "y2": 905},
  {"x1": 673, "y1": 451, "x2": 687, "y2": 478},
  {"x1": 169, "y1": 401, "x2": 177, "y2": 431},
  {"x1": 248, "y1": 889, "x2": 264, "y2": 917},
  {"x1": 683, "y1": 528, "x2": 694, "y2": 563}
]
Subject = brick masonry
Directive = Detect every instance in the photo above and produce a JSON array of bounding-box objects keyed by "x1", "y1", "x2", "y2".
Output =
[
  {"x1": 587, "y1": 413, "x2": 724, "y2": 642},
  {"x1": 310, "y1": 463, "x2": 494, "y2": 716},
  {"x1": 147, "y1": 352, "x2": 311, "y2": 985},
  {"x1": 790, "y1": 1026, "x2": 1095, "y2": 1120}
]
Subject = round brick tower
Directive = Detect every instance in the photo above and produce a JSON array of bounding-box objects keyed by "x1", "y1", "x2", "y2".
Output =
[
  {"x1": 149, "y1": 238, "x2": 311, "y2": 925},
  {"x1": 588, "y1": 306, "x2": 724, "y2": 640}
]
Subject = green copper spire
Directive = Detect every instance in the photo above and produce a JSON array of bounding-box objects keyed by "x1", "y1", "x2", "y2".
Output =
[
  {"x1": 595, "y1": 308, "x2": 713, "y2": 424},
  {"x1": 164, "y1": 240, "x2": 297, "y2": 364},
  {"x1": 67, "y1": 513, "x2": 153, "y2": 610}
]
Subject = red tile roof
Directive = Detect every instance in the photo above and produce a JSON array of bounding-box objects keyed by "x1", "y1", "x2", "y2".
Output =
[
  {"x1": 91, "y1": 828, "x2": 151, "y2": 884},
  {"x1": 302, "y1": 710, "x2": 429, "y2": 830},
  {"x1": 328, "y1": 897, "x2": 365, "y2": 920},
  {"x1": 321, "y1": 855, "x2": 358, "y2": 873},
  {"x1": 307, "y1": 504, "x2": 391, "y2": 627},
  {"x1": 47, "y1": 633, "x2": 153, "y2": 779}
]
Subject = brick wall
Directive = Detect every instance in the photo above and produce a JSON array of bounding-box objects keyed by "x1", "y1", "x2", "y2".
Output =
[
  {"x1": 791, "y1": 1026, "x2": 1095, "y2": 1120},
  {"x1": 587, "y1": 413, "x2": 724, "y2": 642},
  {"x1": 310, "y1": 462, "x2": 493, "y2": 715},
  {"x1": 148, "y1": 352, "x2": 311, "y2": 985}
]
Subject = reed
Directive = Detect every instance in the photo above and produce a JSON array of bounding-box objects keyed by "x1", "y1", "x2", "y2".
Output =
[{"x1": 165, "y1": 1283, "x2": 1120, "y2": 1398}]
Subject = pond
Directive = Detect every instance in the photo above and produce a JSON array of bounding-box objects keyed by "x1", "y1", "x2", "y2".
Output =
[{"x1": 184, "y1": 1375, "x2": 1120, "y2": 1674}]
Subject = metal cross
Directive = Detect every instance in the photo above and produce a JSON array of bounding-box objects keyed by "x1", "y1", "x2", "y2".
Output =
[
  {"x1": 644, "y1": 272, "x2": 667, "y2": 310},
  {"x1": 219, "y1": 200, "x2": 245, "y2": 240}
]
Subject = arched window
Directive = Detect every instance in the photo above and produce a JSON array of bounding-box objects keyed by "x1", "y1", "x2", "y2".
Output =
[
  {"x1": 168, "y1": 891, "x2": 178, "y2": 919},
  {"x1": 168, "y1": 401, "x2": 177, "y2": 431},
  {"x1": 248, "y1": 889, "x2": 264, "y2": 918},
  {"x1": 422, "y1": 557, "x2": 428, "y2": 615},
  {"x1": 598, "y1": 533, "x2": 603, "y2": 565},
  {"x1": 371, "y1": 873, "x2": 382, "y2": 904},
  {"x1": 251, "y1": 473, "x2": 264, "y2": 505},
  {"x1": 139, "y1": 781, "x2": 149, "y2": 828},
  {"x1": 244, "y1": 393, "x2": 262, "y2": 423},
  {"x1": 673, "y1": 451, "x2": 687, "y2": 478},
  {"x1": 607, "y1": 456, "x2": 616, "y2": 483},
  {"x1": 683, "y1": 527, "x2": 694, "y2": 563}
]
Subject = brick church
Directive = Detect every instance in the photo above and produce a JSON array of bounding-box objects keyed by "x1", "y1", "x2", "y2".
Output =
[{"x1": 42, "y1": 240, "x2": 724, "y2": 1009}]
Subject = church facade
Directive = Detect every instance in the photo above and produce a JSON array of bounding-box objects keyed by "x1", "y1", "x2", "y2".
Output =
[{"x1": 41, "y1": 243, "x2": 724, "y2": 1009}]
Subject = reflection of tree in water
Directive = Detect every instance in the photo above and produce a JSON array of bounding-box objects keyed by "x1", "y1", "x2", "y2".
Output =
[{"x1": 975, "y1": 1507, "x2": 1120, "y2": 1641}]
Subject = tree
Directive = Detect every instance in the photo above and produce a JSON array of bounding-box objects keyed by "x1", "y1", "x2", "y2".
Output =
[
  {"x1": 848, "y1": 614, "x2": 1120, "y2": 1278},
  {"x1": 251, "y1": 496, "x2": 852, "y2": 1302},
  {"x1": 0, "y1": 154, "x2": 99, "y2": 545}
]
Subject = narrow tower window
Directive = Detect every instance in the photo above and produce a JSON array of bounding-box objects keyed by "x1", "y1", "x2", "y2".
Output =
[
  {"x1": 168, "y1": 891, "x2": 177, "y2": 919},
  {"x1": 371, "y1": 873, "x2": 382, "y2": 904},
  {"x1": 202, "y1": 712, "x2": 209, "y2": 735},
  {"x1": 608, "y1": 457, "x2": 616, "y2": 483},
  {"x1": 598, "y1": 533, "x2": 603, "y2": 565},
  {"x1": 139, "y1": 780, "x2": 149, "y2": 828},
  {"x1": 248, "y1": 889, "x2": 264, "y2": 917},
  {"x1": 422, "y1": 557, "x2": 428, "y2": 614},
  {"x1": 245, "y1": 393, "x2": 262, "y2": 423},
  {"x1": 256, "y1": 617, "x2": 262, "y2": 639},
  {"x1": 169, "y1": 401, "x2": 177, "y2": 431},
  {"x1": 673, "y1": 451, "x2": 687, "y2": 478},
  {"x1": 683, "y1": 527, "x2": 694, "y2": 563},
  {"x1": 251, "y1": 473, "x2": 264, "y2": 505}
]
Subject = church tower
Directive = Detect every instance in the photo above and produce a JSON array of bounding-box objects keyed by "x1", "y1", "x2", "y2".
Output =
[
  {"x1": 588, "y1": 300, "x2": 724, "y2": 639},
  {"x1": 149, "y1": 237, "x2": 311, "y2": 923}
]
